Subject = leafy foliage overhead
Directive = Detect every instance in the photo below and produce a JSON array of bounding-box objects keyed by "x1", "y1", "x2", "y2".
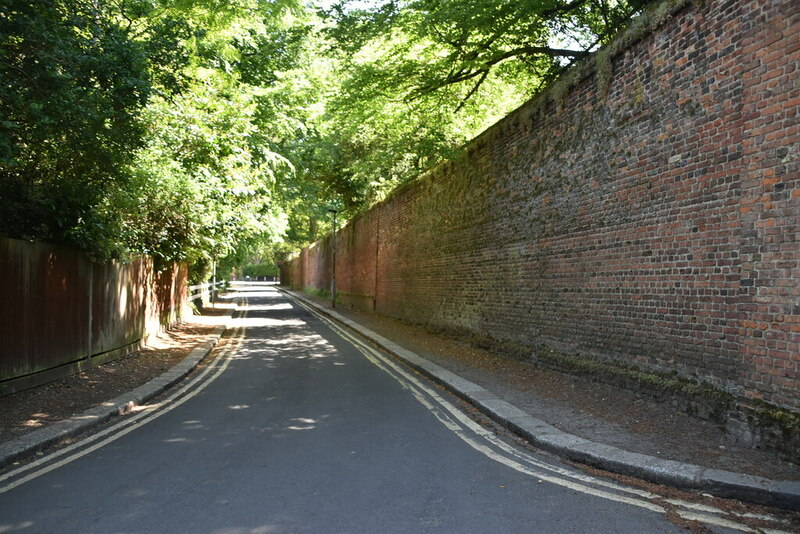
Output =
[
  {"x1": 325, "y1": 0, "x2": 651, "y2": 107},
  {"x1": 302, "y1": 0, "x2": 652, "y2": 215},
  {"x1": 0, "y1": 0, "x2": 307, "y2": 265},
  {"x1": 0, "y1": 0, "x2": 654, "y2": 273},
  {"x1": 0, "y1": 0, "x2": 186, "y2": 254}
]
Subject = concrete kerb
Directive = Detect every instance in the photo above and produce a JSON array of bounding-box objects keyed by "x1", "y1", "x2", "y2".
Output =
[
  {"x1": 280, "y1": 288, "x2": 800, "y2": 511},
  {"x1": 0, "y1": 308, "x2": 234, "y2": 470}
]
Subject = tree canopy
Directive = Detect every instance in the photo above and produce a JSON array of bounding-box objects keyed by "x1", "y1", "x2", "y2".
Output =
[{"x1": 0, "y1": 0, "x2": 652, "y2": 277}]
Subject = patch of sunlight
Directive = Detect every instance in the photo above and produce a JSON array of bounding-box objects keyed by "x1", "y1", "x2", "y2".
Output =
[
  {"x1": 164, "y1": 438, "x2": 189, "y2": 443},
  {"x1": 118, "y1": 286, "x2": 128, "y2": 317},
  {"x1": 229, "y1": 317, "x2": 306, "y2": 328},
  {"x1": 287, "y1": 417, "x2": 318, "y2": 430},
  {"x1": 128, "y1": 403, "x2": 160, "y2": 413},
  {"x1": 262, "y1": 334, "x2": 328, "y2": 346},
  {"x1": 146, "y1": 337, "x2": 174, "y2": 350},
  {"x1": 0, "y1": 521, "x2": 35, "y2": 533},
  {"x1": 189, "y1": 313, "x2": 232, "y2": 327},
  {"x1": 22, "y1": 419, "x2": 43, "y2": 428},
  {"x1": 286, "y1": 415, "x2": 329, "y2": 431},
  {"x1": 210, "y1": 524, "x2": 280, "y2": 534},
  {"x1": 227, "y1": 291, "x2": 277, "y2": 299},
  {"x1": 288, "y1": 348, "x2": 334, "y2": 360},
  {"x1": 244, "y1": 303, "x2": 293, "y2": 312},
  {"x1": 228, "y1": 405, "x2": 250, "y2": 410},
  {"x1": 69, "y1": 415, "x2": 102, "y2": 421}
]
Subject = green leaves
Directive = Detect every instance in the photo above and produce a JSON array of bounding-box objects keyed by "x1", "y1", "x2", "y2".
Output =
[
  {"x1": 294, "y1": 0, "x2": 649, "y2": 216},
  {"x1": 0, "y1": 0, "x2": 156, "y2": 254},
  {"x1": 0, "y1": 0, "x2": 651, "y2": 275},
  {"x1": 0, "y1": 0, "x2": 302, "y2": 266}
]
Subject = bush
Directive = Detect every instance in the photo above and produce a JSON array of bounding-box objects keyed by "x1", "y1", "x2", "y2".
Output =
[{"x1": 243, "y1": 263, "x2": 279, "y2": 278}]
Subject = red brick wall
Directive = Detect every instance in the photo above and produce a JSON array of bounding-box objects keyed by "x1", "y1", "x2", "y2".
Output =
[{"x1": 283, "y1": 0, "x2": 800, "y2": 411}]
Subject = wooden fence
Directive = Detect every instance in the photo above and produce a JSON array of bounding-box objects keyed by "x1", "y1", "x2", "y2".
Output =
[{"x1": 0, "y1": 237, "x2": 189, "y2": 395}]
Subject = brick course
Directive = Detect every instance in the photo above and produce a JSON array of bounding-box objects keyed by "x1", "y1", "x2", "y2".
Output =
[{"x1": 282, "y1": 0, "x2": 800, "y2": 411}]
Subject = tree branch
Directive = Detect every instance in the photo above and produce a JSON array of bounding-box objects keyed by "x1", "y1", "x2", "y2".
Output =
[
  {"x1": 454, "y1": 69, "x2": 489, "y2": 113},
  {"x1": 539, "y1": 0, "x2": 592, "y2": 18},
  {"x1": 413, "y1": 44, "x2": 591, "y2": 98}
]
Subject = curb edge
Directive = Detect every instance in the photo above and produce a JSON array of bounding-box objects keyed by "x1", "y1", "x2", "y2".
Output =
[
  {"x1": 282, "y1": 288, "x2": 800, "y2": 511},
  {"x1": 0, "y1": 310, "x2": 233, "y2": 469}
]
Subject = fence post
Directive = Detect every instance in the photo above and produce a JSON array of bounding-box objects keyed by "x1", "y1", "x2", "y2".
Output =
[
  {"x1": 211, "y1": 260, "x2": 217, "y2": 308},
  {"x1": 87, "y1": 261, "x2": 93, "y2": 360}
]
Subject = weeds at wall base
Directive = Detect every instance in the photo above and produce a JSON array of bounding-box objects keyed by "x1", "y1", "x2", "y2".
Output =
[
  {"x1": 533, "y1": 348, "x2": 800, "y2": 464},
  {"x1": 303, "y1": 286, "x2": 332, "y2": 301}
]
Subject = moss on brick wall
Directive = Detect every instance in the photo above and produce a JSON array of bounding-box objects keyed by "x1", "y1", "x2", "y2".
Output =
[{"x1": 284, "y1": 0, "x2": 800, "y2": 416}]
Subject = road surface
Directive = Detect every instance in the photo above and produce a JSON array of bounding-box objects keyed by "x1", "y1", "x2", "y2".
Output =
[{"x1": 0, "y1": 284, "x2": 756, "y2": 533}]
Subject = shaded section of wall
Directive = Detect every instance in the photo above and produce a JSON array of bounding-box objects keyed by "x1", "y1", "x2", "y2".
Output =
[
  {"x1": 0, "y1": 238, "x2": 188, "y2": 393},
  {"x1": 282, "y1": 0, "x2": 799, "y2": 411},
  {"x1": 1, "y1": 240, "x2": 91, "y2": 381}
]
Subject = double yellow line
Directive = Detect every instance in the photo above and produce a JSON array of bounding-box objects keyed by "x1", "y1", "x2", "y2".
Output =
[
  {"x1": 291, "y1": 297, "x2": 792, "y2": 534},
  {"x1": 0, "y1": 303, "x2": 248, "y2": 495}
]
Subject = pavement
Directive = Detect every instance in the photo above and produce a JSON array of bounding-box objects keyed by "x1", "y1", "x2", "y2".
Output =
[
  {"x1": 0, "y1": 285, "x2": 697, "y2": 533},
  {"x1": 1, "y1": 284, "x2": 798, "y2": 513}
]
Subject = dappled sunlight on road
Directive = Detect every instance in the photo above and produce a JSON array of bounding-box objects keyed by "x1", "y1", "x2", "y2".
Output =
[
  {"x1": 287, "y1": 417, "x2": 323, "y2": 431},
  {"x1": 160, "y1": 407, "x2": 333, "y2": 448},
  {"x1": 235, "y1": 327, "x2": 343, "y2": 368},
  {"x1": 253, "y1": 414, "x2": 332, "y2": 435},
  {"x1": 0, "y1": 520, "x2": 34, "y2": 532},
  {"x1": 243, "y1": 303, "x2": 293, "y2": 312},
  {"x1": 229, "y1": 317, "x2": 306, "y2": 328},
  {"x1": 188, "y1": 313, "x2": 233, "y2": 328},
  {"x1": 151, "y1": 291, "x2": 345, "y2": 448},
  {"x1": 209, "y1": 525, "x2": 280, "y2": 534},
  {"x1": 181, "y1": 420, "x2": 205, "y2": 430},
  {"x1": 228, "y1": 290, "x2": 280, "y2": 299}
]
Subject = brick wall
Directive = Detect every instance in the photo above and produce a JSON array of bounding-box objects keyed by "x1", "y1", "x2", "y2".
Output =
[{"x1": 282, "y1": 0, "x2": 800, "y2": 411}]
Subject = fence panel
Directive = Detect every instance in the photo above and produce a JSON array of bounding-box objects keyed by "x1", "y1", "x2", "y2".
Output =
[
  {"x1": 1, "y1": 239, "x2": 92, "y2": 380},
  {"x1": 0, "y1": 237, "x2": 188, "y2": 393}
]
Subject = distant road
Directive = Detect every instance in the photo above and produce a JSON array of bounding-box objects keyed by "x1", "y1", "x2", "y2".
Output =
[{"x1": 0, "y1": 284, "x2": 687, "y2": 533}]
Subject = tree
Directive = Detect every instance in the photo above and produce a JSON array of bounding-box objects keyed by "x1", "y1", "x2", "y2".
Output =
[
  {"x1": 297, "y1": 0, "x2": 652, "y2": 212},
  {"x1": 0, "y1": 0, "x2": 190, "y2": 258},
  {"x1": 0, "y1": 0, "x2": 315, "y2": 267},
  {"x1": 326, "y1": 0, "x2": 650, "y2": 106}
]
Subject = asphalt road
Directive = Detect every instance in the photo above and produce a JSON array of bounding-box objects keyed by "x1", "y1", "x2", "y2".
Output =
[{"x1": 0, "y1": 285, "x2": 689, "y2": 533}]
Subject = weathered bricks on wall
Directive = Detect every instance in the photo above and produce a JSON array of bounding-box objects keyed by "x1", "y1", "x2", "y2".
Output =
[
  {"x1": 0, "y1": 237, "x2": 189, "y2": 393},
  {"x1": 282, "y1": 0, "x2": 800, "y2": 411}
]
